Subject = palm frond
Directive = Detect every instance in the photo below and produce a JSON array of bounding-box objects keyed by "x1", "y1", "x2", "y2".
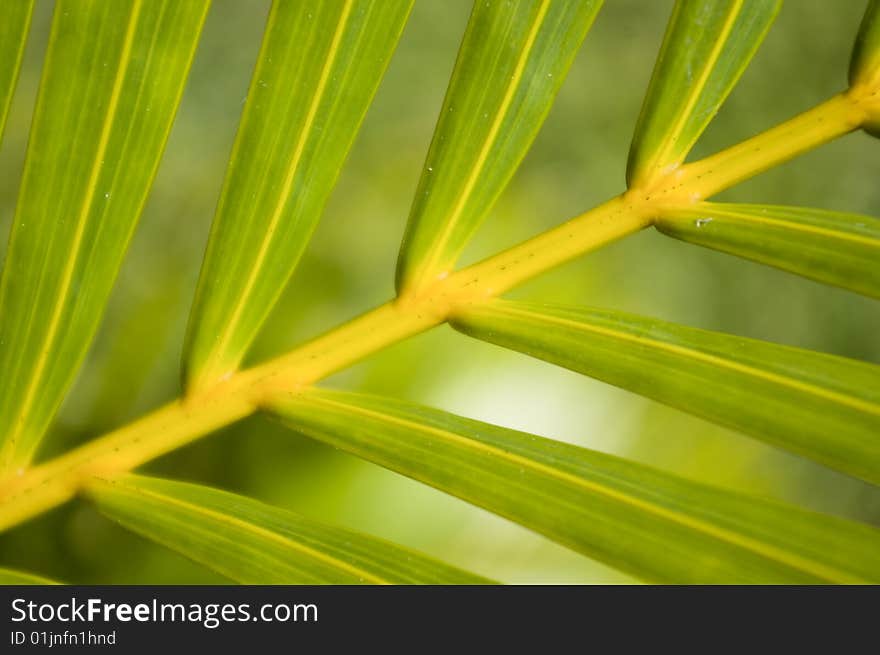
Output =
[
  {"x1": 183, "y1": 0, "x2": 414, "y2": 391},
  {"x1": 396, "y1": 0, "x2": 602, "y2": 295},
  {"x1": 0, "y1": 0, "x2": 209, "y2": 472},
  {"x1": 452, "y1": 300, "x2": 880, "y2": 484},
  {"x1": 89, "y1": 474, "x2": 491, "y2": 584},
  {"x1": 655, "y1": 203, "x2": 880, "y2": 298},
  {"x1": 269, "y1": 388, "x2": 880, "y2": 583}
]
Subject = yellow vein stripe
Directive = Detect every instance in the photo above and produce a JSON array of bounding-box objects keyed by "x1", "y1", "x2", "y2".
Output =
[
  {"x1": 490, "y1": 304, "x2": 880, "y2": 417},
  {"x1": 416, "y1": 0, "x2": 552, "y2": 281},
  {"x1": 667, "y1": 206, "x2": 880, "y2": 248},
  {"x1": 96, "y1": 479, "x2": 390, "y2": 584},
  {"x1": 4, "y1": 0, "x2": 144, "y2": 466},
  {"x1": 299, "y1": 394, "x2": 860, "y2": 583},
  {"x1": 646, "y1": 0, "x2": 743, "y2": 175},
  {"x1": 205, "y1": 0, "x2": 355, "y2": 376}
]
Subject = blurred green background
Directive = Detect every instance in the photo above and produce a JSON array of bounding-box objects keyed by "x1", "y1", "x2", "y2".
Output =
[{"x1": 1, "y1": 0, "x2": 878, "y2": 584}]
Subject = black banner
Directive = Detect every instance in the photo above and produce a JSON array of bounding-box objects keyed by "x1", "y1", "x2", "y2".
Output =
[{"x1": 0, "y1": 585, "x2": 876, "y2": 651}]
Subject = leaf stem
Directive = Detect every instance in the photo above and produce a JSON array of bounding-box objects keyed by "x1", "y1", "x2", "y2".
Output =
[
  {"x1": 677, "y1": 92, "x2": 866, "y2": 199},
  {"x1": 0, "y1": 90, "x2": 870, "y2": 533}
]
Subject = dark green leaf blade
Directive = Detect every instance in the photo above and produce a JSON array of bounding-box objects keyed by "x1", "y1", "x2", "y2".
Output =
[
  {"x1": 656, "y1": 202, "x2": 880, "y2": 298},
  {"x1": 395, "y1": 0, "x2": 603, "y2": 296},
  {"x1": 627, "y1": 0, "x2": 781, "y2": 187},
  {"x1": 452, "y1": 300, "x2": 880, "y2": 485},
  {"x1": 0, "y1": 0, "x2": 33, "y2": 142},
  {"x1": 0, "y1": 566, "x2": 58, "y2": 585},
  {"x1": 0, "y1": 0, "x2": 209, "y2": 472},
  {"x1": 183, "y1": 0, "x2": 413, "y2": 392},
  {"x1": 270, "y1": 389, "x2": 880, "y2": 583},
  {"x1": 88, "y1": 474, "x2": 490, "y2": 585}
]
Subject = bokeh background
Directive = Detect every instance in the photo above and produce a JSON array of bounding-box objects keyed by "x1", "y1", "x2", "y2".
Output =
[{"x1": 0, "y1": 0, "x2": 878, "y2": 583}]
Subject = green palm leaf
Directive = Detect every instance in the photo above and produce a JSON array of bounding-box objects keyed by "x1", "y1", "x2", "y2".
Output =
[
  {"x1": 851, "y1": 0, "x2": 880, "y2": 136},
  {"x1": 851, "y1": 0, "x2": 880, "y2": 88},
  {"x1": 269, "y1": 388, "x2": 880, "y2": 583},
  {"x1": 452, "y1": 300, "x2": 880, "y2": 484},
  {"x1": 0, "y1": 0, "x2": 875, "y2": 588},
  {"x1": 0, "y1": 0, "x2": 209, "y2": 473},
  {"x1": 627, "y1": 0, "x2": 781, "y2": 187},
  {"x1": 88, "y1": 474, "x2": 490, "y2": 585},
  {"x1": 395, "y1": 0, "x2": 603, "y2": 296},
  {"x1": 0, "y1": 0, "x2": 33, "y2": 143},
  {"x1": 182, "y1": 0, "x2": 413, "y2": 392},
  {"x1": 656, "y1": 202, "x2": 880, "y2": 298}
]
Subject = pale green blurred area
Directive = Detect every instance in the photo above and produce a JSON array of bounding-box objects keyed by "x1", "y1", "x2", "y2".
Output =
[{"x1": 0, "y1": 0, "x2": 878, "y2": 584}]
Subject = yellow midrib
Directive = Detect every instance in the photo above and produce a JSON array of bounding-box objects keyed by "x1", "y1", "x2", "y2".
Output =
[
  {"x1": 3, "y1": 0, "x2": 144, "y2": 470},
  {"x1": 487, "y1": 303, "x2": 880, "y2": 417},
  {"x1": 199, "y1": 0, "x2": 355, "y2": 386},
  {"x1": 297, "y1": 393, "x2": 862, "y2": 583},
  {"x1": 407, "y1": 0, "x2": 551, "y2": 291},
  {"x1": 94, "y1": 479, "x2": 390, "y2": 585}
]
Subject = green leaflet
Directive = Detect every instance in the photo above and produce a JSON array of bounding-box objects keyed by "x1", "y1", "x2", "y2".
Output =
[
  {"x1": 88, "y1": 475, "x2": 491, "y2": 585},
  {"x1": 269, "y1": 389, "x2": 880, "y2": 583},
  {"x1": 452, "y1": 300, "x2": 880, "y2": 485},
  {"x1": 655, "y1": 202, "x2": 880, "y2": 298},
  {"x1": 850, "y1": 0, "x2": 880, "y2": 136},
  {"x1": 395, "y1": 0, "x2": 602, "y2": 296},
  {"x1": 627, "y1": 0, "x2": 781, "y2": 186},
  {"x1": 851, "y1": 0, "x2": 880, "y2": 88},
  {"x1": 0, "y1": 0, "x2": 209, "y2": 472},
  {"x1": 0, "y1": 566, "x2": 58, "y2": 585},
  {"x1": 0, "y1": 0, "x2": 33, "y2": 143},
  {"x1": 182, "y1": 0, "x2": 413, "y2": 392}
]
